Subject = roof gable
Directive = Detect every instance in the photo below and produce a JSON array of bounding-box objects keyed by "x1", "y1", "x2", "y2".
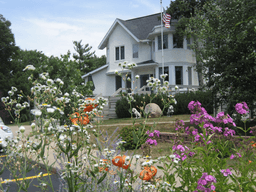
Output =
[{"x1": 98, "y1": 13, "x2": 161, "y2": 50}]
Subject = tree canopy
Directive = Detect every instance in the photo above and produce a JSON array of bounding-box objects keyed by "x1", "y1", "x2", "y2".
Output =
[{"x1": 167, "y1": 0, "x2": 256, "y2": 114}]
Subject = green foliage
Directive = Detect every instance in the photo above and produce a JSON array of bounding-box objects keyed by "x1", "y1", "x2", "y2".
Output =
[
  {"x1": 174, "y1": 90, "x2": 213, "y2": 115},
  {"x1": 115, "y1": 91, "x2": 213, "y2": 118},
  {"x1": 0, "y1": 14, "x2": 19, "y2": 95},
  {"x1": 183, "y1": 0, "x2": 256, "y2": 114},
  {"x1": 119, "y1": 124, "x2": 151, "y2": 150}
]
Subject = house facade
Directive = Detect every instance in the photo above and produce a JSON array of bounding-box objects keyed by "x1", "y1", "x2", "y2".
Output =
[{"x1": 82, "y1": 13, "x2": 200, "y2": 97}]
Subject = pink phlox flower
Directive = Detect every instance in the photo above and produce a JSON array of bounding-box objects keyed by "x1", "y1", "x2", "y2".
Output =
[
  {"x1": 154, "y1": 130, "x2": 160, "y2": 137},
  {"x1": 230, "y1": 154, "x2": 235, "y2": 159},
  {"x1": 220, "y1": 168, "x2": 232, "y2": 176},
  {"x1": 223, "y1": 127, "x2": 235, "y2": 137},
  {"x1": 146, "y1": 138, "x2": 157, "y2": 146},
  {"x1": 185, "y1": 126, "x2": 191, "y2": 135},
  {"x1": 176, "y1": 145, "x2": 185, "y2": 152},
  {"x1": 235, "y1": 102, "x2": 249, "y2": 115},
  {"x1": 236, "y1": 152, "x2": 241, "y2": 157}
]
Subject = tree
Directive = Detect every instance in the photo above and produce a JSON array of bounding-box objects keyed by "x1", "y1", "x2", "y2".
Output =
[
  {"x1": 73, "y1": 40, "x2": 95, "y2": 74},
  {"x1": 166, "y1": 0, "x2": 208, "y2": 85},
  {"x1": 0, "y1": 14, "x2": 19, "y2": 94},
  {"x1": 183, "y1": 0, "x2": 256, "y2": 114}
]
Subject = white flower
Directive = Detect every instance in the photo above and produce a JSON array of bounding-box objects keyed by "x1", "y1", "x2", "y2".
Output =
[
  {"x1": 64, "y1": 92, "x2": 69, "y2": 97},
  {"x1": 19, "y1": 126, "x2": 25, "y2": 133},
  {"x1": 116, "y1": 140, "x2": 126, "y2": 145},
  {"x1": 11, "y1": 87, "x2": 17, "y2": 92},
  {"x1": 23, "y1": 65, "x2": 35, "y2": 71},
  {"x1": 8, "y1": 91, "x2": 14, "y2": 96},
  {"x1": 175, "y1": 85, "x2": 179, "y2": 90},
  {"x1": 46, "y1": 79, "x2": 54, "y2": 85},
  {"x1": 31, "y1": 123, "x2": 36, "y2": 129},
  {"x1": 141, "y1": 160, "x2": 153, "y2": 166},
  {"x1": 115, "y1": 70, "x2": 118, "y2": 74},
  {"x1": 134, "y1": 155, "x2": 141, "y2": 159},
  {"x1": 169, "y1": 154, "x2": 176, "y2": 158},
  {"x1": 113, "y1": 180, "x2": 119, "y2": 184},
  {"x1": 35, "y1": 110, "x2": 42, "y2": 116},
  {"x1": 94, "y1": 164, "x2": 99, "y2": 167},
  {"x1": 47, "y1": 108, "x2": 55, "y2": 113},
  {"x1": 135, "y1": 75, "x2": 139, "y2": 79}
]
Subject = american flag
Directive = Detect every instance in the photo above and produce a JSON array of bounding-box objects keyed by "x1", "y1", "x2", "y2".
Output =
[{"x1": 162, "y1": 8, "x2": 171, "y2": 28}]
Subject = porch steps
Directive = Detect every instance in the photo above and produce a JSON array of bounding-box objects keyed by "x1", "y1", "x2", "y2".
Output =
[{"x1": 107, "y1": 96, "x2": 121, "y2": 119}]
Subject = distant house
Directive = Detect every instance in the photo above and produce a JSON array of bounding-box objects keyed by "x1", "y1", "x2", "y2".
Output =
[{"x1": 82, "y1": 13, "x2": 200, "y2": 97}]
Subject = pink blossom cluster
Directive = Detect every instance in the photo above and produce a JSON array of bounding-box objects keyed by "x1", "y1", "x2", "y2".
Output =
[
  {"x1": 220, "y1": 168, "x2": 232, "y2": 176},
  {"x1": 235, "y1": 102, "x2": 249, "y2": 115},
  {"x1": 230, "y1": 153, "x2": 242, "y2": 159},
  {"x1": 172, "y1": 144, "x2": 195, "y2": 161},
  {"x1": 175, "y1": 120, "x2": 185, "y2": 131},
  {"x1": 187, "y1": 101, "x2": 237, "y2": 143},
  {"x1": 194, "y1": 172, "x2": 216, "y2": 192},
  {"x1": 145, "y1": 130, "x2": 160, "y2": 146}
]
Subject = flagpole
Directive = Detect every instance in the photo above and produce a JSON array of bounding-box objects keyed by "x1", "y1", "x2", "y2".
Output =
[{"x1": 160, "y1": 0, "x2": 164, "y2": 77}]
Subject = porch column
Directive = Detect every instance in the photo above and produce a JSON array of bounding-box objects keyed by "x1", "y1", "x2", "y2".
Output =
[
  {"x1": 131, "y1": 71, "x2": 134, "y2": 92},
  {"x1": 183, "y1": 66, "x2": 188, "y2": 86},
  {"x1": 155, "y1": 66, "x2": 159, "y2": 80},
  {"x1": 122, "y1": 73, "x2": 125, "y2": 93},
  {"x1": 169, "y1": 65, "x2": 175, "y2": 85}
]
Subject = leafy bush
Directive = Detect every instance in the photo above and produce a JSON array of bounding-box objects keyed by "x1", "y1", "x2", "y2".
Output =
[
  {"x1": 173, "y1": 90, "x2": 213, "y2": 115},
  {"x1": 119, "y1": 124, "x2": 151, "y2": 150},
  {"x1": 115, "y1": 90, "x2": 213, "y2": 118}
]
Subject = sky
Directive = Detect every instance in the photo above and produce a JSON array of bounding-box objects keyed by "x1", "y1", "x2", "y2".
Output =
[{"x1": 0, "y1": 0, "x2": 171, "y2": 58}]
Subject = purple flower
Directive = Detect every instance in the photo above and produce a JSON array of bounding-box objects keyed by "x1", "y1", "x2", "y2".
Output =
[
  {"x1": 230, "y1": 154, "x2": 235, "y2": 159},
  {"x1": 220, "y1": 168, "x2": 232, "y2": 176},
  {"x1": 235, "y1": 102, "x2": 249, "y2": 115},
  {"x1": 146, "y1": 138, "x2": 157, "y2": 146}
]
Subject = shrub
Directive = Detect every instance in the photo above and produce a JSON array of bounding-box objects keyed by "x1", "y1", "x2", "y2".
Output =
[
  {"x1": 119, "y1": 124, "x2": 151, "y2": 150},
  {"x1": 174, "y1": 90, "x2": 213, "y2": 115}
]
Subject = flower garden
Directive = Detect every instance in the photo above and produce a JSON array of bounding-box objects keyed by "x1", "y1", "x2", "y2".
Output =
[{"x1": 0, "y1": 64, "x2": 256, "y2": 192}]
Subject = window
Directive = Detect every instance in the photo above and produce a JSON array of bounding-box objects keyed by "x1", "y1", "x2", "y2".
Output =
[
  {"x1": 115, "y1": 75, "x2": 122, "y2": 91},
  {"x1": 115, "y1": 46, "x2": 125, "y2": 60},
  {"x1": 159, "y1": 67, "x2": 169, "y2": 82},
  {"x1": 133, "y1": 44, "x2": 139, "y2": 58},
  {"x1": 175, "y1": 66, "x2": 183, "y2": 85},
  {"x1": 187, "y1": 37, "x2": 191, "y2": 50},
  {"x1": 173, "y1": 34, "x2": 183, "y2": 48},
  {"x1": 158, "y1": 34, "x2": 168, "y2": 50},
  {"x1": 188, "y1": 67, "x2": 192, "y2": 85},
  {"x1": 88, "y1": 74, "x2": 95, "y2": 91}
]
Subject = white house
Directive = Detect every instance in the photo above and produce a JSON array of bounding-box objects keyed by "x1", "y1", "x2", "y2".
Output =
[{"x1": 82, "y1": 13, "x2": 200, "y2": 97}]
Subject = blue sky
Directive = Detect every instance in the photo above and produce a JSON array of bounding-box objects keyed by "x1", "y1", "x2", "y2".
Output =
[{"x1": 0, "y1": 0, "x2": 171, "y2": 58}]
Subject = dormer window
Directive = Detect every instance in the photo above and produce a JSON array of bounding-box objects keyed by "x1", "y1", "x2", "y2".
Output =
[
  {"x1": 158, "y1": 34, "x2": 168, "y2": 50},
  {"x1": 116, "y1": 46, "x2": 125, "y2": 60}
]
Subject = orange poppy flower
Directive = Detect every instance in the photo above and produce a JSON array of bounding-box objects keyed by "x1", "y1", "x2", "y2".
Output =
[
  {"x1": 249, "y1": 160, "x2": 252, "y2": 164},
  {"x1": 84, "y1": 98, "x2": 98, "y2": 112},
  {"x1": 112, "y1": 155, "x2": 130, "y2": 169},
  {"x1": 144, "y1": 166, "x2": 157, "y2": 176},
  {"x1": 252, "y1": 143, "x2": 256, "y2": 148},
  {"x1": 139, "y1": 169, "x2": 154, "y2": 181}
]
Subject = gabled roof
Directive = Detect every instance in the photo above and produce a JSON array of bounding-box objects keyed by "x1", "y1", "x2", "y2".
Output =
[
  {"x1": 81, "y1": 64, "x2": 108, "y2": 79},
  {"x1": 98, "y1": 13, "x2": 161, "y2": 50}
]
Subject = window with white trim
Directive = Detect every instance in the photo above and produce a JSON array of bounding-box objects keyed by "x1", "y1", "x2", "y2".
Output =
[
  {"x1": 173, "y1": 34, "x2": 183, "y2": 48},
  {"x1": 115, "y1": 46, "x2": 125, "y2": 60},
  {"x1": 158, "y1": 34, "x2": 168, "y2": 50},
  {"x1": 175, "y1": 66, "x2": 183, "y2": 85},
  {"x1": 133, "y1": 44, "x2": 139, "y2": 58}
]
